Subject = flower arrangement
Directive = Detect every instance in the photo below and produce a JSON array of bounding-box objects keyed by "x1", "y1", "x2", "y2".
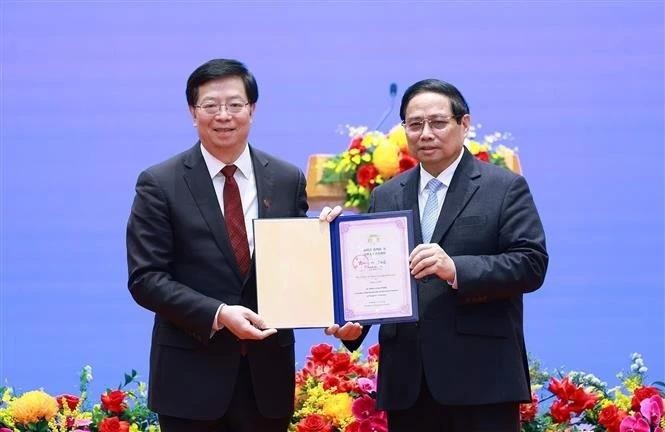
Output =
[
  {"x1": 0, "y1": 367, "x2": 159, "y2": 432},
  {"x1": 520, "y1": 353, "x2": 665, "y2": 432},
  {"x1": 290, "y1": 343, "x2": 386, "y2": 432},
  {"x1": 318, "y1": 123, "x2": 518, "y2": 212},
  {"x1": 1, "y1": 351, "x2": 661, "y2": 432}
]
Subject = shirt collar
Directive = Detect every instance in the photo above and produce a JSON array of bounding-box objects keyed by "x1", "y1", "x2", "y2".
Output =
[
  {"x1": 200, "y1": 143, "x2": 252, "y2": 180},
  {"x1": 418, "y1": 146, "x2": 464, "y2": 194}
]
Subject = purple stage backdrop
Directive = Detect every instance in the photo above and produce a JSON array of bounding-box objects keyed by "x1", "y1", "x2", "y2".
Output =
[{"x1": 1, "y1": 1, "x2": 663, "y2": 398}]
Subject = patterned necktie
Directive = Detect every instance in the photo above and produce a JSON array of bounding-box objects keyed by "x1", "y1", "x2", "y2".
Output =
[
  {"x1": 421, "y1": 178, "x2": 444, "y2": 243},
  {"x1": 221, "y1": 165, "x2": 251, "y2": 276}
]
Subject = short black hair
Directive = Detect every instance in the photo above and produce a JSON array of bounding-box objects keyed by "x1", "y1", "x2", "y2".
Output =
[
  {"x1": 186, "y1": 59, "x2": 258, "y2": 107},
  {"x1": 399, "y1": 79, "x2": 469, "y2": 123}
]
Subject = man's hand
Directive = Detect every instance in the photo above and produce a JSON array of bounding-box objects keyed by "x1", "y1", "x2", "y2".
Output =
[
  {"x1": 218, "y1": 305, "x2": 277, "y2": 340},
  {"x1": 324, "y1": 322, "x2": 363, "y2": 341},
  {"x1": 319, "y1": 205, "x2": 343, "y2": 222},
  {"x1": 409, "y1": 243, "x2": 456, "y2": 283}
]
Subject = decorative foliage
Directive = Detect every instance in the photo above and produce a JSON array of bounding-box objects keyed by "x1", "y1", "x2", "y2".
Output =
[{"x1": 319, "y1": 123, "x2": 517, "y2": 212}]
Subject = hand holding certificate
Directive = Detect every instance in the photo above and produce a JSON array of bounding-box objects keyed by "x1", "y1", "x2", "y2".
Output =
[{"x1": 253, "y1": 210, "x2": 418, "y2": 329}]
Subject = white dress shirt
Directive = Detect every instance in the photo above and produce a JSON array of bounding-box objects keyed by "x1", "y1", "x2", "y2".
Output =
[
  {"x1": 417, "y1": 147, "x2": 464, "y2": 288},
  {"x1": 200, "y1": 143, "x2": 257, "y2": 333}
]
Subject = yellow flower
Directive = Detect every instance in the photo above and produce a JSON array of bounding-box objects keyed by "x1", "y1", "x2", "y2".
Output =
[
  {"x1": 465, "y1": 140, "x2": 489, "y2": 155},
  {"x1": 322, "y1": 393, "x2": 353, "y2": 426},
  {"x1": 10, "y1": 390, "x2": 58, "y2": 425},
  {"x1": 130, "y1": 423, "x2": 140, "y2": 432},
  {"x1": 372, "y1": 139, "x2": 400, "y2": 178},
  {"x1": 387, "y1": 124, "x2": 408, "y2": 152},
  {"x1": 623, "y1": 376, "x2": 641, "y2": 392},
  {"x1": 613, "y1": 389, "x2": 632, "y2": 411},
  {"x1": 361, "y1": 131, "x2": 384, "y2": 149}
]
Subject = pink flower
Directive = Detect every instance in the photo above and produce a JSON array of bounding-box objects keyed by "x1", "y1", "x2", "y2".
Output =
[
  {"x1": 640, "y1": 395, "x2": 664, "y2": 427},
  {"x1": 357, "y1": 377, "x2": 376, "y2": 394},
  {"x1": 620, "y1": 414, "x2": 651, "y2": 432},
  {"x1": 352, "y1": 395, "x2": 378, "y2": 420}
]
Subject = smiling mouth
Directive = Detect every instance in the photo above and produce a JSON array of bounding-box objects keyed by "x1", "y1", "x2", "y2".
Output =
[{"x1": 213, "y1": 127, "x2": 235, "y2": 133}]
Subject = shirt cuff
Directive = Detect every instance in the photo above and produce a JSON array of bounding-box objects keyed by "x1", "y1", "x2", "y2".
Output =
[
  {"x1": 210, "y1": 303, "x2": 226, "y2": 338},
  {"x1": 447, "y1": 260, "x2": 458, "y2": 289}
]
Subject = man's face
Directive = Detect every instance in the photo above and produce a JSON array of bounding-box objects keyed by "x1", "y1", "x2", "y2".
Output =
[
  {"x1": 189, "y1": 76, "x2": 254, "y2": 162},
  {"x1": 404, "y1": 92, "x2": 469, "y2": 177}
]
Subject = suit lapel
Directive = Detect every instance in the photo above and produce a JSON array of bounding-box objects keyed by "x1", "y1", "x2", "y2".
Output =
[
  {"x1": 429, "y1": 149, "x2": 481, "y2": 244},
  {"x1": 182, "y1": 144, "x2": 245, "y2": 282},
  {"x1": 251, "y1": 146, "x2": 274, "y2": 220},
  {"x1": 399, "y1": 169, "x2": 423, "y2": 244}
]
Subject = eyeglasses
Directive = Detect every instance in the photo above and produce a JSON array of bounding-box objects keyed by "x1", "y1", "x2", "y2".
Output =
[
  {"x1": 402, "y1": 115, "x2": 457, "y2": 134},
  {"x1": 195, "y1": 101, "x2": 249, "y2": 115}
]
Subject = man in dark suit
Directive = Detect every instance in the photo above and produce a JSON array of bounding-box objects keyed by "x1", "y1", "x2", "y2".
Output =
[
  {"x1": 327, "y1": 79, "x2": 548, "y2": 431},
  {"x1": 126, "y1": 59, "x2": 310, "y2": 432}
]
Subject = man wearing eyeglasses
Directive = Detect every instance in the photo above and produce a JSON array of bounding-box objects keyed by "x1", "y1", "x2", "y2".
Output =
[
  {"x1": 327, "y1": 79, "x2": 548, "y2": 431},
  {"x1": 126, "y1": 59, "x2": 336, "y2": 432}
]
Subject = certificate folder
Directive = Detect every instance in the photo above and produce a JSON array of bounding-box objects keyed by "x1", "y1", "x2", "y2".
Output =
[{"x1": 253, "y1": 210, "x2": 418, "y2": 329}]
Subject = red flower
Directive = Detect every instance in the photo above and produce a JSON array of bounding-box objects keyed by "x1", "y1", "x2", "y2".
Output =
[
  {"x1": 568, "y1": 386, "x2": 598, "y2": 412},
  {"x1": 475, "y1": 151, "x2": 490, "y2": 162},
  {"x1": 295, "y1": 414, "x2": 332, "y2": 432},
  {"x1": 398, "y1": 154, "x2": 418, "y2": 172},
  {"x1": 348, "y1": 136, "x2": 365, "y2": 153},
  {"x1": 598, "y1": 404, "x2": 628, "y2": 432},
  {"x1": 356, "y1": 164, "x2": 379, "y2": 188},
  {"x1": 101, "y1": 390, "x2": 127, "y2": 414},
  {"x1": 550, "y1": 399, "x2": 573, "y2": 423},
  {"x1": 310, "y1": 343, "x2": 334, "y2": 364},
  {"x1": 99, "y1": 417, "x2": 130, "y2": 432},
  {"x1": 631, "y1": 386, "x2": 662, "y2": 411},
  {"x1": 330, "y1": 351, "x2": 353, "y2": 374},
  {"x1": 56, "y1": 394, "x2": 80, "y2": 411},
  {"x1": 368, "y1": 343, "x2": 380, "y2": 361},
  {"x1": 346, "y1": 422, "x2": 360, "y2": 432},
  {"x1": 519, "y1": 392, "x2": 538, "y2": 422}
]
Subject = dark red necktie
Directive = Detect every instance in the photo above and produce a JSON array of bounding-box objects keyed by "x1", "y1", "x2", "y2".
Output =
[{"x1": 221, "y1": 165, "x2": 251, "y2": 276}]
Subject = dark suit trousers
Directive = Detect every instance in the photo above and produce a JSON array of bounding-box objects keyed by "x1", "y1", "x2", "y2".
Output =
[
  {"x1": 158, "y1": 358, "x2": 290, "y2": 432},
  {"x1": 388, "y1": 376, "x2": 520, "y2": 432}
]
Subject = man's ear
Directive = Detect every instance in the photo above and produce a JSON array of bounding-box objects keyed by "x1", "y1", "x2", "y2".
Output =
[{"x1": 189, "y1": 106, "x2": 197, "y2": 125}]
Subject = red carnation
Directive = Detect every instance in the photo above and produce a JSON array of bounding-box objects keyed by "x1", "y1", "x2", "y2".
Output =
[
  {"x1": 475, "y1": 151, "x2": 490, "y2": 162},
  {"x1": 399, "y1": 154, "x2": 418, "y2": 172},
  {"x1": 56, "y1": 394, "x2": 80, "y2": 411},
  {"x1": 101, "y1": 390, "x2": 127, "y2": 414},
  {"x1": 295, "y1": 414, "x2": 332, "y2": 432},
  {"x1": 356, "y1": 164, "x2": 379, "y2": 188},
  {"x1": 631, "y1": 386, "x2": 662, "y2": 411},
  {"x1": 99, "y1": 417, "x2": 130, "y2": 432},
  {"x1": 598, "y1": 404, "x2": 629, "y2": 432}
]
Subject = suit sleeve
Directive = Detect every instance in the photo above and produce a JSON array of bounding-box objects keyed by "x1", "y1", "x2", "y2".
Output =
[
  {"x1": 126, "y1": 170, "x2": 221, "y2": 342},
  {"x1": 295, "y1": 170, "x2": 309, "y2": 217},
  {"x1": 453, "y1": 175, "x2": 548, "y2": 301}
]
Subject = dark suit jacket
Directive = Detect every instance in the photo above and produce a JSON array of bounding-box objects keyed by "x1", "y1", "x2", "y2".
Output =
[
  {"x1": 346, "y1": 148, "x2": 548, "y2": 411},
  {"x1": 126, "y1": 143, "x2": 308, "y2": 420}
]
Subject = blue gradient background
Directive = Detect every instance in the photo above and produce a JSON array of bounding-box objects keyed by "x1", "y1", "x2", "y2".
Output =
[{"x1": 1, "y1": 1, "x2": 663, "y2": 399}]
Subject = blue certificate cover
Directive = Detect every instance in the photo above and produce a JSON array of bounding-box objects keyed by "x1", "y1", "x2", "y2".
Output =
[{"x1": 329, "y1": 210, "x2": 418, "y2": 326}]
